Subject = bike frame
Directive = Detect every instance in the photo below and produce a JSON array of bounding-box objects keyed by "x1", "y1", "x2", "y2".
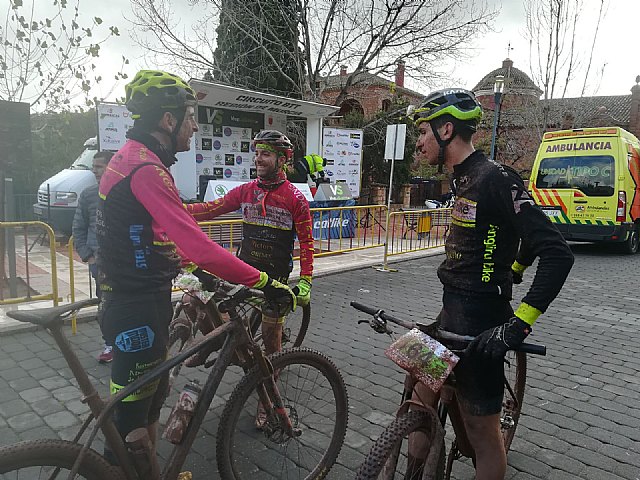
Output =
[
  {"x1": 395, "y1": 359, "x2": 520, "y2": 472},
  {"x1": 50, "y1": 291, "x2": 289, "y2": 480}
]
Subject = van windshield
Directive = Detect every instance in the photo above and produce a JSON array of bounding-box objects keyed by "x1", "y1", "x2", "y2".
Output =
[
  {"x1": 535, "y1": 155, "x2": 615, "y2": 197},
  {"x1": 70, "y1": 147, "x2": 98, "y2": 170}
]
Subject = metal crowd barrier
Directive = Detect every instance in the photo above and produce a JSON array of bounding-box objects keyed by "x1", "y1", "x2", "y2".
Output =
[
  {"x1": 0, "y1": 221, "x2": 59, "y2": 306},
  {"x1": 387, "y1": 208, "x2": 452, "y2": 256},
  {"x1": 198, "y1": 204, "x2": 388, "y2": 259},
  {"x1": 1, "y1": 206, "x2": 451, "y2": 312}
]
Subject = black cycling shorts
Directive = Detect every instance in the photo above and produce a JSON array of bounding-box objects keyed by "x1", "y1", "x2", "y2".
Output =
[
  {"x1": 438, "y1": 288, "x2": 514, "y2": 416},
  {"x1": 100, "y1": 290, "x2": 172, "y2": 437}
]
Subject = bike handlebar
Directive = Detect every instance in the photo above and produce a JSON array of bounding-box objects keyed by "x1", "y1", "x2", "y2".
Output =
[
  {"x1": 350, "y1": 301, "x2": 546, "y2": 356},
  {"x1": 187, "y1": 270, "x2": 295, "y2": 318}
]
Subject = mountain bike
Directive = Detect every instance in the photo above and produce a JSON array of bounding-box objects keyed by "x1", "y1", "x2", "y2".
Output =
[
  {"x1": 0, "y1": 282, "x2": 348, "y2": 480},
  {"x1": 350, "y1": 301, "x2": 545, "y2": 480},
  {"x1": 166, "y1": 270, "x2": 310, "y2": 385}
]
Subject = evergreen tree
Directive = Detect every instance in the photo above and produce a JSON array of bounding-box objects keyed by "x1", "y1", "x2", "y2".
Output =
[{"x1": 213, "y1": 0, "x2": 302, "y2": 98}]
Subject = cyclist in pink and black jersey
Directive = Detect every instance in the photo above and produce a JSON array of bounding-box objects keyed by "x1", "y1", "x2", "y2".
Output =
[{"x1": 96, "y1": 70, "x2": 296, "y2": 460}]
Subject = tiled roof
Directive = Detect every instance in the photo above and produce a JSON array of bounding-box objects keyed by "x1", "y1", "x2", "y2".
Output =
[
  {"x1": 472, "y1": 59, "x2": 542, "y2": 96},
  {"x1": 479, "y1": 95, "x2": 632, "y2": 129},
  {"x1": 320, "y1": 71, "x2": 423, "y2": 98},
  {"x1": 541, "y1": 95, "x2": 631, "y2": 126}
]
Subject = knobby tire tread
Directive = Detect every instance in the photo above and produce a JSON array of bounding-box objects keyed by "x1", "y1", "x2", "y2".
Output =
[
  {"x1": 356, "y1": 410, "x2": 444, "y2": 480},
  {"x1": 0, "y1": 439, "x2": 123, "y2": 480},
  {"x1": 216, "y1": 348, "x2": 348, "y2": 480}
]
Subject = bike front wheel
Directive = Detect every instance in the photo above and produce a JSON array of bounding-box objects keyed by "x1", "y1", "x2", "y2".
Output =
[
  {"x1": 356, "y1": 410, "x2": 445, "y2": 480},
  {"x1": 501, "y1": 350, "x2": 526, "y2": 451},
  {"x1": 0, "y1": 439, "x2": 124, "y2": 480},
  {"x1": 249, "y1": 303, "x2": 311, "y2": 349},
  {"x1": 216, "y1": 348, "x2": 348, "y2": 480}
]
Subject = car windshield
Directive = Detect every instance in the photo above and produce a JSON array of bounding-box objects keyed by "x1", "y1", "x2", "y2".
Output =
[
  {"x1": 70, "y1": 147, "x2": 97, "y2": 170},
  {"x1": 535, "y1": 155, "x2": 615, "y2": 197}
]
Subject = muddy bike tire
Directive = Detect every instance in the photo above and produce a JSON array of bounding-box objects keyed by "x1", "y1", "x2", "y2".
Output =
[
  {"x1": 356, "y1": 410, "x2": 445, "y2": 480},
  {"x1": 501, "y1": 351, "x2": 526, "y2": 451},
  {"x1": 249, "y1": 303, "x2": 311, "y2": 349},
  {"x1": 0, "y1": 439, "x2": 124, "y2": 480},
  {"x1": 216, "y1": 348, "x2": 348, "y2": 480}
]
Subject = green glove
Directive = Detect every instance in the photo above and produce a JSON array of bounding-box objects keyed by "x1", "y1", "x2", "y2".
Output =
[
  {"x1": 254, "y1": 272, "x2": 297, "y2": 315},
  {"x1": 292, "y1": 276, "x2": 312, "y2": 307}
]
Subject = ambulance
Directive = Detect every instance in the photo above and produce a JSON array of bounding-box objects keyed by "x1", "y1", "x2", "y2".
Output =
[{"x1": 529, "y1": 127, "x2": 640, "y2": 253}]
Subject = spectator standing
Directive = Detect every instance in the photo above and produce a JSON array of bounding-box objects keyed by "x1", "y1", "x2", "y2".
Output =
[{"x1": 72, "y1": 151, "x2": 114, "y2": 363}]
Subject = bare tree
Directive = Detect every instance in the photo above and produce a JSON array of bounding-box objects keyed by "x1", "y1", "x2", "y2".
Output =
[
  {"x1": 129, "y1": 0, "x2": 496, "y2": 103},
  {"x1": 524, "y1": 0, "x2": 608, "y2": 129},
  {"x1": 0, "y1": 0, "x2": 126, "y2": 111}
]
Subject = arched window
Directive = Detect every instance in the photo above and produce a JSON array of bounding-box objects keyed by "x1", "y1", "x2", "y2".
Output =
[
  {"x1": 338, "y1": 99, "x2": 364, "y2": 117},
  {"x1": 381, "y1": 99, "x2": 392, "y2": 112}
]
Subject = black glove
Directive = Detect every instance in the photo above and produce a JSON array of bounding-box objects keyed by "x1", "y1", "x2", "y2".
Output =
[
  {"x1": 512, "y1": 269, "x2": 523, "y2": 285},
  {"x1": 192, "y1": 268, "x2": 218, "y2": 292},
  {"x1": 255, "y1": 273, "x2": 297, "y2": 317},
  {"x1": 511, "y1": 261, "x2": 528, "y2": 285},
  {"x1": 465, "y1": 317, "x2": 531, "y2": 360}
]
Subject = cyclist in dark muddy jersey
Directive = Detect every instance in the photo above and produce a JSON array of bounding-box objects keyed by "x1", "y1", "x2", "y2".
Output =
[
  {"x1": 96, "y1": 70, "x2": 296, "y2": 460},
  {"x1": 408, "y1": 88, "x2": 574, "y2": 479}
]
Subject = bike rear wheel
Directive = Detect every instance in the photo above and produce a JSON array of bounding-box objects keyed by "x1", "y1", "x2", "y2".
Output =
[
  {"x1": 0, "y1": 439, "x2": 123, "y2": 480},
  {"x1": 356, "y1": 410, "x2": 445, "y2": 480},
  {"x1": 216, "y1": 348, "x2": 348, "y2": 480},
  {"x1": 249, "y1": 303, "x2": 310, "y2": 349}
]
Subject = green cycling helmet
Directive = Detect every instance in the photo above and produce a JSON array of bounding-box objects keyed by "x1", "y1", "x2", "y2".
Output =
[
  {"x1": 125, "y1": 70, "x2": 196, "y2": 119},
  {"x1": 412, "y1": 88, "x2": 482, "y2": 127}
]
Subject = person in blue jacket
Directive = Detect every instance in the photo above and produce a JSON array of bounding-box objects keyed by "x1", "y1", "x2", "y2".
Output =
[{"x1": 72, "y1": 150, "x2": 114, "y2": 363}]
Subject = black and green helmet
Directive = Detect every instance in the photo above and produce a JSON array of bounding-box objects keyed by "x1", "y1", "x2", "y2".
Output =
[
  {"x1": 412, "y1": 88, "x2": 482, "y2": 127},
  {"x1": 125, "y1": 70, "x2": 196, "y2": 119}
]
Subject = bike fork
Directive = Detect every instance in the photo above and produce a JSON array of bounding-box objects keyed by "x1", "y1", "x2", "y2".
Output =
[{"x1": 252, "y1": 347, "x2": 301, "y2": 439}]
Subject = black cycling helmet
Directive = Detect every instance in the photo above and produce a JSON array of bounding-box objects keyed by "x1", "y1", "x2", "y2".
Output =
[
  {"x1": 412, "y1": 88, "x2": 482, "y2": 128},
  {"x1": 252, "y1": 130, "x2": 294, "y2": 160},
  {"x1": 413, "y1": 88, "x2": 482, "y2": 172}
]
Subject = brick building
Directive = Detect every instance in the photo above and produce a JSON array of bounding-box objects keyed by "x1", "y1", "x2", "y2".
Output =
[
  {"x1": 471, "y1": 58, "x2": 640, "y2": 175},
  {"x1": 316, "y1": 61, "x2": 424, "y2": 119}
]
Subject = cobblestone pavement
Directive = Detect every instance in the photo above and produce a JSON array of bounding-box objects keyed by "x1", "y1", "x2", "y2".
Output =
[{"x1": 1, "y1": 244, "x2": 640, "y2": 479}]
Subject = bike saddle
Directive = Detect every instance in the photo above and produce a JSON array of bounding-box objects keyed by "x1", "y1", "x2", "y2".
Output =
[{"x1": 6, "y1": 298, "x2": 100, "y2": 327}]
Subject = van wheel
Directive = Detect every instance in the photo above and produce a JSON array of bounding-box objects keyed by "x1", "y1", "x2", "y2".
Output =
[{"x1": 622, "y1": 227, "x2": 640, "y2": 254}]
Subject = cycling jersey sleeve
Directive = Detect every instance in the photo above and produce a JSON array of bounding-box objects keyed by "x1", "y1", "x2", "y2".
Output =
[
  {"x1": 493, "y1": 171, "x2": 574, "y2": 324},
  {"x1": 292, "y1": 192, "x2": 314, "y2": 278},
  {"x1": 185, "y1": 186, "x2": 243, "y2": 220},
  {"x1": 130, "y1": 164, "x2": 261, "y2": 287},
  {"x1": 514, "y1": 238, "x2": 536, "y2": 268}
]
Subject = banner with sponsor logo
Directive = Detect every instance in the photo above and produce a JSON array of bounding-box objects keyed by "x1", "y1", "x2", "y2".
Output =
[
  {"x1": 311, "y1": 202, "x2": 357, "y2": 239},
  {"x1": 322, "y1": 127, "x2": 363, "y2": 197},
  {"x1": 195, "y1": 107, "x2": 262, "y2": 184},
  {"x1": 96, "y1": 103, "x2": 133, "y2": 152}
]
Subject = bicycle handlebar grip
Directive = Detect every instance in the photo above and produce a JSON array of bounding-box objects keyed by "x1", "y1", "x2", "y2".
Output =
[
  {"x1": 350, "y1": 301, "x2": 381, "y2": 316},
  {"x1": 515, "y1": 342, "x2": 546, "y2": 356}
]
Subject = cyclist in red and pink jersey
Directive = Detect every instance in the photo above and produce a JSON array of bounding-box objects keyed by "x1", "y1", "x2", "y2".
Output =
[
  {"x1": 186, "y1": 130, "x2": 314, "y2": 361},
  {"x1": 96, "y1": 70, "x2": 296, "y2": 461}
]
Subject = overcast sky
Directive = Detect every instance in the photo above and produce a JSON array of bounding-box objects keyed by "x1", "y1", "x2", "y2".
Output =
[{"x1": 25, "y1": 0, "x2": 640, "y2": 104}]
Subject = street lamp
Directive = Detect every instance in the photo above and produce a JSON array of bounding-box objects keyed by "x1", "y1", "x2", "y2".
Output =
[{"x1": 489, "y1": 74, "x2": 505, "y2": 161}]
